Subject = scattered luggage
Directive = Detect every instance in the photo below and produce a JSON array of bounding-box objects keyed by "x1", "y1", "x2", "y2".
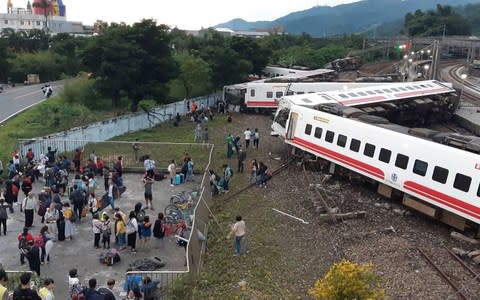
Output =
[{"x1": 99, "y1": 248, "x2": 121, "y2": 266}]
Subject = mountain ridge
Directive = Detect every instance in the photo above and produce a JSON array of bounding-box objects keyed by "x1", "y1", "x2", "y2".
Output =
[{"x1": 215, "y1": 0, "x2": 480, "y2": 36}]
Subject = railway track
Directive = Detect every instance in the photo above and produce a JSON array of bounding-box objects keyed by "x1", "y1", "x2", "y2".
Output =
[
  {"x1": 440, "y1": 63, "x2": 480, "y2": 105},
  {"x1": 417, "y1": 247, "x2": 480, "y2": 299}
]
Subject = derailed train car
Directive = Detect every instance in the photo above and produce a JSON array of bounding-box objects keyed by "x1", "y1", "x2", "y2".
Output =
[{"x1": 272, "y1": 80, "x2": 480, "y2": 233}]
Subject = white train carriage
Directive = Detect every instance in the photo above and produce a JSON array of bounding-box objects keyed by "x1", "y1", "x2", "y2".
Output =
[
  {"x1": 272, "y1": 80, "x2": 456, "y2": 137},
  {"x1": 272, "y1": 80, "x2": 480, "y2": 230},
  {"x1": 244, "y1": 81, "x2": 395, "y2": 109}
]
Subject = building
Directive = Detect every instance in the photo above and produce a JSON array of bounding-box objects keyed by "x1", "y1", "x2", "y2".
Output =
[{"x1": 1, "y1": 0, "x2": 89, "y2": 34}]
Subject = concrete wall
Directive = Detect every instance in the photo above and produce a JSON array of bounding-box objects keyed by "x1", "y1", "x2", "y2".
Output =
[{"x1": 18, "y1": 93, "x2": 221, "y2": 157}]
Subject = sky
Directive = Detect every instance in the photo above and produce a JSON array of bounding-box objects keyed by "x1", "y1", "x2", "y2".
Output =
[{"x1": 4, "y1": 0, "x2": 360, "y2": 29}]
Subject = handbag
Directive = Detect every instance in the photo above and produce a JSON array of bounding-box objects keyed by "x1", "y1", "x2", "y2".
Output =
[{"x1": 81, "y1": 206, "x2": 88, "y2": 217}]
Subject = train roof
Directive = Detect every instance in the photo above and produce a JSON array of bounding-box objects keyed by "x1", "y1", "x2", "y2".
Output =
[
  {"x1": 264, "y1": 69, "x2": 336, "y2": 83},
  {"x1": 281, "y1": 80, "x2": 455, "y2": 107}
]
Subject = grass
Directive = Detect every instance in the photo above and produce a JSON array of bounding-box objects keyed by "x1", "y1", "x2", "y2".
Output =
[{"x1": 0, "y1": 96, "x2": 120, "y2": 164}]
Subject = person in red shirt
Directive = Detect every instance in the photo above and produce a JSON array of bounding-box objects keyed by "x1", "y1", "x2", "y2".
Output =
[
  {"x1": 17, "y1": 227, "x2": 34, "y2": 265},
  {"x1": 25, "y1": 149, "x2": 35, "y2": 163},
  {"x1": 73, "y1": 147, "x2": 84, "y2": 173}
]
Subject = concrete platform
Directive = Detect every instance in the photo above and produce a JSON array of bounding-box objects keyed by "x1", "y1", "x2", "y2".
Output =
[{"x1": 0, "y1": 173, "x2": 200, "y2": 297}]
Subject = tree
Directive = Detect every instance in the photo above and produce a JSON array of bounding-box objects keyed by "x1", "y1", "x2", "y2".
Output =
[
  {"x1": 81, "y1": 20, "x2": 178, "y2": 111},
  {"x1": 0, "y1": 39, "x2": 10, "y2": 81},
  {"x1": 403, "y1": 5, "x2": 471, "y2": 36},
  {"x1": 309, "y1": 260, "x2": 384, "y2": 300},
  {"x1": 168, "y1": 51, "x2": 211, "y2": 99}
]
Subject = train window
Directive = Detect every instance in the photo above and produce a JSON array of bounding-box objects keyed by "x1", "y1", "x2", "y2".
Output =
[
  {"x1": 413, "y1": 86, "x2": 421, "y2": 89},
  {"x1": 406, "y1": 86, "x2": 415, "y2": 90},
  {"x1": 339, "y1": 94, "x2": 348, "y2": 99},
  {"x1": 266, "y1": 91, "x2": 273, "y2": 98},
  {"x1": 453, "y1": 173, "x2": 471, "y2": 192},
  {"x1": 413, "y1": 159, "x2": 428, "y2": 176},
  {"x1": 286, "y1": 91, "x2": 294, "y2": 96},
  {"x1": 398, "y1": 87, "x2": 407, "y2": 91},
  {"x1": 301, "y1": 98, "x2": 312, "y2": 103},
  {"x1": 337, "y1": 134, "x2": 347, "y2": 147},
  {"x1": 379, "y1": 148, "x2": 392, "y2": 163},
  {"x1": 391, "y1": 88, "x2": 399, "y2": 92},
  {"x1": 358, "y1": 92, "x2": 367, "y2": 96},
  {"x1": 432, "y1": 166, "x2": 449, "y2": 184},
  {"x1": 308, "y1": 91, "x2": 315, "y2": 94},
  {"x1": 250, "y1": 89, "x2": 255, "y2": 97},
  {"x1": 297, "y1": 92, "x2": 305, "y2": 95},
  {"x1": 366, "y1": 91, "x2": 375, "y2": 95},
  {"x1": 374, "y1": 90, "x2": 384, "y2": 94},
  {"x1": 383, "y1": 89, "x2": 392, "y2": 93},
  {"x1": 477, "y1": 184, "x2": 480, "y2": 197},
  {"x1": 363, "y1": 143, "x2": 375, "y2": 157},
  {"x1": 350, "y1": 138, "x2": 361, "y2": 152},
  {"x1": 314, "y1": 127, "x2": 322, "y2": 139},
  {"x1": 395, "y1": 153, "x2": 409, "y2": 169},
  {"x1": 348, "y1": 93, "x2": 357, "y2": 97},
  {"x1": 305, "y1": 124, "x2": 312, "y2": 135},
  {"x1": 426, "y1": 84, "x2": 434, "y2": 87},
  {"x1": 325, "y1": 130, "x2": 335, "y2": 143},
  {"x1": 276, "y1": 91, "x2": 283, "y2": 98}
]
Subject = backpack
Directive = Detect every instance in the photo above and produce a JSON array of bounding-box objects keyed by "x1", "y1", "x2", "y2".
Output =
[
  {"x1": 37, "y1": 203, "x2": 47, "y2": 217},
  {"x1": 18, "y1": 237, "x2": 28, "y2": 250},
  {"x1": 226, "y1": 167, "x2": 233, "y2": 178},
  {"x1": 33, "y1": 235, "x2": 44, "y2": 248},
  {"x1": 0, "y1": 205, "x2": 7, "y2": 219},
  {"x1": 136, "y1": 209, "x2": 145, "y2": 222},
  {"x1": 71, "y1": 292, "x2": 85, "y2": 300},
  {"x1": 153, "y1": 219, "x2": 164, "y2": 238}
]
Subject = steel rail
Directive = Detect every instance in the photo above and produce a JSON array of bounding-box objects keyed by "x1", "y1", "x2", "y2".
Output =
[{"x1": 417, "y1": 247, "x2": 468, "y2": 300}]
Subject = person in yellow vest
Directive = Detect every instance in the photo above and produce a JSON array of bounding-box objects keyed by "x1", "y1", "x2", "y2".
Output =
[
  {"x1": 0, "y1": 269, "x2": 8, "y2": 300},
  {"x1": 38, "y1": 278, "x2": 55, "y2": 300}
]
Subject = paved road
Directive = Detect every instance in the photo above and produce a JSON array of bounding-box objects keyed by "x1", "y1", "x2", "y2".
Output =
[{"x1": 0, "y1": 81, "x2": 64, "y2": 124}]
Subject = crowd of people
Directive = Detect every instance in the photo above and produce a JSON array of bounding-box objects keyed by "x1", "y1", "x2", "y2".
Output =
[
  {"x1": 208, "y1": 125, "x2": 272, "y2": 196},
  {"x1": 0, "y1": 146, "x2": 176, "y2": 299}
]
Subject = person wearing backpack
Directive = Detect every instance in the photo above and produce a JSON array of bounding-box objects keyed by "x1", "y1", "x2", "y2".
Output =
[
  {"x1": 97, "y1": 279, "x2": 116, "y2": 300},
  {"x1": 84, "y1": 278, "x2": 104, "y2": 300},
  {"x1": 152, "y1": 212, "x2": 165, "y2": 249},
  {"x1": 222, "y1": 164, "x2": 233, "y2": 192},
  {"x1": 101, "y1": 215, "x2": 112, "y2": 249},
  {"x1": 114, "y1": 213, "x2": 126, "y2": 250},
  {"x1": 126, "y1": 211, "x2": 138, "y2": 253}
]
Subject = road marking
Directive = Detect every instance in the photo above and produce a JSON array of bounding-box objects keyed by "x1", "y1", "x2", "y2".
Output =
[{"x1": 14, "y1": 89, "x2": 41, "y2": 100}]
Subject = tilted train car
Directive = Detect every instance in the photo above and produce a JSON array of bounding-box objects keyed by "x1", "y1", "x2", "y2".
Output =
[
  {"x1": 224, "y1": 81, "x2": 392, "y2": 111},
  {"x1": 271, "y1": 80, "x2": 480, "y2": 232}
]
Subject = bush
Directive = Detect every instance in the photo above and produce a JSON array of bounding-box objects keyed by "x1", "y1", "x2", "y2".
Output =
[{"x1": 308, "y1": 260, "x2": 385, "y2": 300}]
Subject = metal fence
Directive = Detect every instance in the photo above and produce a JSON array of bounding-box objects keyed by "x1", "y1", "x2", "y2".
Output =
[{"x1": 17, "y1": 93, "x2": 221, "y2": 157}]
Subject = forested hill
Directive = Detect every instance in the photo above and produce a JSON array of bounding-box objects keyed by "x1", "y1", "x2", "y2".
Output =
[{"x1": 215, "y1": 0, "x2": 480, "y2": 36}]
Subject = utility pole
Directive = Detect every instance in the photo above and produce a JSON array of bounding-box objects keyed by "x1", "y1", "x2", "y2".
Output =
[{"x1": 431, "y1": 40, "x2": 440, "y2": 80}]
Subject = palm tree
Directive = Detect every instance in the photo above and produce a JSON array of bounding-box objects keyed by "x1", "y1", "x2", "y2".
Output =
[{"x1": 32, "y1": 0, "x2": 51, "y2": 31}]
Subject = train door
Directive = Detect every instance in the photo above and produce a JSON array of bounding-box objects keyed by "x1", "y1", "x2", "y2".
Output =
[{"x1": 286, "y1": 112, "x2": 298, "y2": 140}]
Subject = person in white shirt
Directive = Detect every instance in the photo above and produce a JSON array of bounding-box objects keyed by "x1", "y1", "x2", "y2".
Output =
[
  {"x1": 227, "y1": 215, "x2": 246, "y2": 256},
  {"x1": 143, "y1": 155, "x2": 156, "y2": 175},
  {"x1": 243, "y1": 128, "x2": 252, "y2": 149}
]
